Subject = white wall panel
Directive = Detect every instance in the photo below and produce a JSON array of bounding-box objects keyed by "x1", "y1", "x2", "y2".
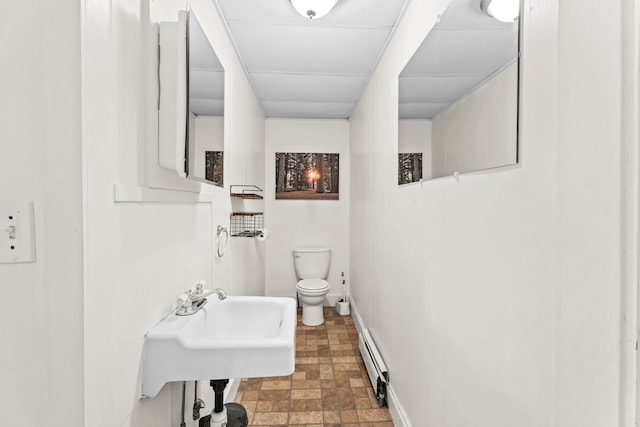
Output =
[
  {"x1": 264, "y1": 119, "x2": 350, "y2": 304},
  {"x1": 82, "y1": 0, "x2": 265, "y2": 425},
  {"x1": 555, "y1": 0, "x2": 623, "y2": 424},
  {"x1": 350, "y1": 0, "x2": 624, "y2": 426},
  {"x1": 0, "y1": 0, "x2": 84, "y2": 425}
]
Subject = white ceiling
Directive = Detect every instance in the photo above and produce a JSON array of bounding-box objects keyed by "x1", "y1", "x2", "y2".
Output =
[
  {"x1": 201, "y1": 0, "x2": 518, "y2": 120},
  {"x1": 216, "y1": 0, "x2": 408, "y2": 119}
]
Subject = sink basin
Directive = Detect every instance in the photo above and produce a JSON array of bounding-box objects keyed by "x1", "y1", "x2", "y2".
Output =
[{"x1": 141, "y1": 296, "x2": 296, "y2": 398}]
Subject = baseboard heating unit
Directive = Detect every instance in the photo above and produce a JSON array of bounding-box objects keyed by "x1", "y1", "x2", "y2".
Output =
[{"x1": 358, "y1": 329, "x2": 389, "y2": 408}]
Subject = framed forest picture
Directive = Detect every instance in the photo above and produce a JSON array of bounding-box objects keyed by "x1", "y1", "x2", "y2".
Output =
[{"x1": 275, "y1": 152, "x2": 339, "y2": 200}]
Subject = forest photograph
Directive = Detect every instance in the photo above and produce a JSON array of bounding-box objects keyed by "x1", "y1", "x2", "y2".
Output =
[
  {"x1": 398, "y1": 152, "x2": 422, "y2": 185},
  {"x1": 205, "y1": 150, "x2": 224, "y2": 185},
  {"x1": 275, "y1": 152, "x2": 339, "y2": 200}
]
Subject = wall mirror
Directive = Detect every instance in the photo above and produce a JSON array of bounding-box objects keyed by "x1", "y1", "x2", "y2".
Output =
[
  {"x1": 398, "y1": 0, "x2": 520, "y2": 184},
  {"x1": 186, "y1": 10, "x2": 225, "y2": 187}
]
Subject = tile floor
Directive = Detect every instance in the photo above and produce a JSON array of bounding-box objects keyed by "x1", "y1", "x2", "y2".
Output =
[{"x1": 235, "y1": 307, "x2": 394, "y2": 427}]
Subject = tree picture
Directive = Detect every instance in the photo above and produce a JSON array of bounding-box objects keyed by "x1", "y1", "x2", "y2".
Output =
[
  {"x1": 398, "y1": 153, "x2": 422, "y2": 185},
  {"x1": 205, "y1": 150, "x2": 224, "y2": 185},
  {"x1": 275, "y1": 152, "x2": 340, "y2": 200}
]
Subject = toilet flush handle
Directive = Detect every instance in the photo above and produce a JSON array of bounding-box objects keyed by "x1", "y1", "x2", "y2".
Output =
[{"x1": 294, "y1": 254, "x2": 301, "y2": 258}]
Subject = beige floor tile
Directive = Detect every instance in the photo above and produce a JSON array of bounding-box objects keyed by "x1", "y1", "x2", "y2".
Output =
[
  {"x1": 271, "y1": 399, "x2": 289, "y2": 412},
  {"x1": 290, "y1": 388, "x2": 322, "y2": 400},
  {"x1": 260, "y1": 380, "x2": 290, "y2": 390},
  {"x1": 323, "y1": 410, "x2": 341, "y2": 423},
  {"x1": 356, "y1": 396, "x2": 373, "y2": 409},
  {"x1": 296, "y1": 356, "x2": 319, "y2": 364},
  {"x1": 291, "y1": 372, "x2": 305, "y2": 380},
  {"x1": 251, "y1": 411, "x2": 288, "y2": 425},
  {"x1": 341, "y1": 409, "x2": 359, "y2": 422},
  {"x1": 255, "y1": 400, "x2": 274, "y2": 412},
  {"x1": 288, "y1": 410, "x2": 323, "y2": 424},
  {"x1": 350, "y1": 378, "x2": 366, "y2": 388},
  {"x1": 305, "y1": 370, "x2": 321, "y2": 380},
  {"x1": 258, "y1": 389, "x2": 290, "y2": 401},
  {"x1": 291, "y1": 379, "x2": 321, "y2": 389},
  {"x1": 357, "y1": 408, "x2": 393, "y2": 422},
  {"x1": 243, "y1": 390, "x2": 259, "y2": 401}
]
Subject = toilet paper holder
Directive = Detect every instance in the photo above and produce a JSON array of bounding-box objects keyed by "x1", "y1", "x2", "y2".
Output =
[{"x1": 256, "y1": 228, "x2": 269, "y2": 241}]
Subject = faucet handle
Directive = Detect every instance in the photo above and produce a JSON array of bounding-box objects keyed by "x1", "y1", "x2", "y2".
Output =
[
  {"x1": 175, "y1": 293, "x2": 192, "y2": 314},
  {"x1": 189, "y1": 280, "x2": 215, "y2": 303},
  {"x1": 190, "y1": 280, "x2": 207, "y2": 296}
]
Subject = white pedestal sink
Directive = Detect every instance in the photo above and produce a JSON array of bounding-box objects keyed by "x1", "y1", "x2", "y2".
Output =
[{"x1": 141, "y1": 296, "x2": 296, "y2": 398}]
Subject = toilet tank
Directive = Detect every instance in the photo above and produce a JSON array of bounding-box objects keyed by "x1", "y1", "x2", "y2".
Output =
[{"x1": 292, "y1": 248, "x2": 331, "y2": 280}]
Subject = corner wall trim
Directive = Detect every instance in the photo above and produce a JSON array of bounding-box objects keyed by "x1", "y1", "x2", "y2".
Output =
[
  {"x1": 225, "y1": 378, "x2": 240, "y2": 403},
  {"x1": 348, "y1": 294, "x2": 366, "y2": 334}
]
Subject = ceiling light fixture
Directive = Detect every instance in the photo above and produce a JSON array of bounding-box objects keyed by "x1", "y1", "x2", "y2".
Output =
[
  {"x1": 480, "y1": 0, "x2": 519, "y2": 23},
  {"x1": 290, "y1": 0, "x2": 338, "y2": 20}
]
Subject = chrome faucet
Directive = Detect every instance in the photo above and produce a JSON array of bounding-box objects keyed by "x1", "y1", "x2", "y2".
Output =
[
  {"x1": 212, "y1": 287, "x2": 227, "y2": 300},
  {"x1": 175, "y1": 281, "x2": 226, "y2": 316}
]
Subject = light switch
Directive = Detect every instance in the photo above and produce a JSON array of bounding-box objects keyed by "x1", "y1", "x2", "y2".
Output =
[{"x1": 0, "y1": 201, "x2": 35, "y2": 263}]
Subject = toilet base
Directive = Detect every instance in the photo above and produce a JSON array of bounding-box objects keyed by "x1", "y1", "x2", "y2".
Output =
[{"x1": 301, "y1": 303, "x2": 324, "y2": 326}]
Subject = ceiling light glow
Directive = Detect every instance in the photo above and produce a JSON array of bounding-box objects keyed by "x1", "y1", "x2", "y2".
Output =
[
  {"x1": 290, "y1": 0, "x2": 338, "y2": 20},
  {"x1": 480, "y1": 0, "x2": 519, "y2": 23}
]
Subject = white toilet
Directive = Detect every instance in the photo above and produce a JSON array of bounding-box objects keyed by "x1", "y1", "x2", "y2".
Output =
[{"x1": 293, "y1": 247, "x2": 331, "y2": 326}]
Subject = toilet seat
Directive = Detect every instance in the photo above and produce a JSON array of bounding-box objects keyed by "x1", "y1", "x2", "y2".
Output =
[{"x1": 296, "y1": 279, "x2": 330, "y2": 294}]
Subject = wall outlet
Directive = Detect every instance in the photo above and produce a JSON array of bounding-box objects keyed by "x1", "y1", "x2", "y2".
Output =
[{"x1": 0, "y1": 201, "x2": 35, "y2": 263}]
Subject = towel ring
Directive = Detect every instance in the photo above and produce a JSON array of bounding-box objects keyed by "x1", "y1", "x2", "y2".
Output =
[{"x1": 216, "y1": 225, "x2": 229, "y2": 257}]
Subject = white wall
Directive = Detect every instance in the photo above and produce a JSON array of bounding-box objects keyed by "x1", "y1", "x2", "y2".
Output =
[
  {"x1": 555, "y1": 0, "x2": 623, "y2": 423},
  {"x1": 265, "y1": 119, "x2": 350, "y2": 304},
  {"x1": 431, "y1": 62, "x2": 518, "y2": 178},
  {"x1": 2, "y1": 0, "x2": 265, "y2": 421},
  {"x1": 0, "y1": 0, "x2": 84, "y2": 426},
  {"x1": 4, "y1": 0, "x2": 632, "y2": 426},
  {"x1": 81, "y1": 1, "x2": 264, "y2": 427},
  {"x1": 350, "y1": 0, "x2": 624, "y2": 426}
]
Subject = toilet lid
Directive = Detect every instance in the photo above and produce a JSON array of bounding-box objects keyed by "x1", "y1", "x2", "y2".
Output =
[{"x1": 297, "y1": 279, "x2": 330, "y2": 291}]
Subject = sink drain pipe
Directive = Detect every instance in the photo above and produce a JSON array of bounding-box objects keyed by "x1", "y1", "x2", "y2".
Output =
[
  {"x1": 198, "y1": 379, "x2": 228, "y2": 427},
  {"x1": 199, "y1": 379, "x2": 248, "y2": 427},
  {"x1": 211, "y1": 379, "x2": 228, "y2": 414}
]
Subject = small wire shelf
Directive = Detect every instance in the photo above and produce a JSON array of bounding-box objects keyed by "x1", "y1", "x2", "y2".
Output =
[
  {"x1": 230, "y1": 212, "x2": 264, "y2": 237},
  {"x1": 230, "y1": 185, "x2": 263, "y2": 199}
]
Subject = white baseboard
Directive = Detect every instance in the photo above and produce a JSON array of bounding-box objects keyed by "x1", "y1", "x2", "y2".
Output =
[
  {"x1": 388, "y1": 384, "x2": 413, "y2": 427},
  {"x1": 349, "y1": 296, "x2": 412, "y2": 427}
]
